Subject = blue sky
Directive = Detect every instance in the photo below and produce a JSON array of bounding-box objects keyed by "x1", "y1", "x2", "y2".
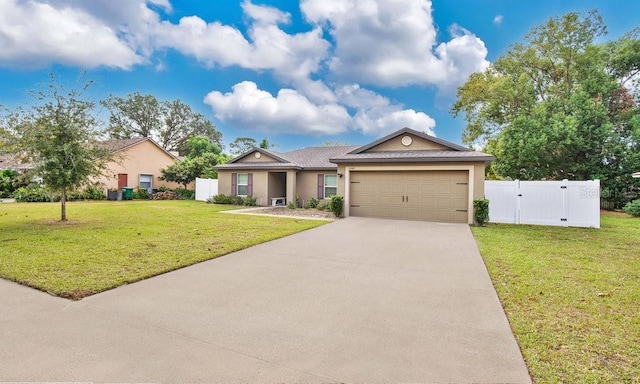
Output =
[{"x1": 1, "y1": 0, "x2": 638, "y2": 152}]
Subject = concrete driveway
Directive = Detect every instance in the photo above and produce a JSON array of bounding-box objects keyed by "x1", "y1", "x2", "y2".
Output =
[{"x1": 0, "y1": 217, "x2": 531, "y2": 383}]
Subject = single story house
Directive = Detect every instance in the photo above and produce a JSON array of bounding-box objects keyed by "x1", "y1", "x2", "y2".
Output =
[
  {"x1": 215, "y1": 127, "x2": 494, "y2": 223},
  {"x1": 96, "y1": 137, "x2": 184, "y2": 193}
]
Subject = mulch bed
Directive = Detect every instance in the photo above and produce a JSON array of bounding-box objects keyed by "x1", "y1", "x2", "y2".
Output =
[{"x1": 248, "y1": 207, "x2": 336, "y2": 219}]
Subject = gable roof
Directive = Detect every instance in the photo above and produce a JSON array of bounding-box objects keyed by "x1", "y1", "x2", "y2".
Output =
[
  {"x1": 215, "y1": 145, "x2": 359, "y2": 170},
  {"x1": 348, "y1": 127, "x2": 469, "y2": 154},
  {"x1": 215, "y1": 127, "x2": 494, "y2": 170},
  {"x1": 101, "y1": 137, "x2": 179, "y2": 160},
  {"x1": 331, "y1": 127, "x2": 494, "y2": 163}
]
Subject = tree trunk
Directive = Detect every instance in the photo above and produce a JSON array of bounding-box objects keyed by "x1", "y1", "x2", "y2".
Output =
[{"x1": 61, "y1": 188, "x2": 67, "y2": 222}]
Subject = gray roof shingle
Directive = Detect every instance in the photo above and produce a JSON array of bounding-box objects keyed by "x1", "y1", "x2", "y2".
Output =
[
  {"x1": 215, "y1": 145, "x2": 359, "y2": 170},
  {"x1": 330, "y1": 150, "x2": 495, "y2": 163}
]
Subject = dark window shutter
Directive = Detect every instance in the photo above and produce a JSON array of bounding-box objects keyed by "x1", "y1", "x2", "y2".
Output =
[
  {"x1": 231, "y1": 173, "x2": 237, "y2": 196},
  {"x1": 247, "y1": 173, "x2": 253, "y2": 196},
  {"x1": 317, "y1": 174, "x2": 324, "y2": 199}
]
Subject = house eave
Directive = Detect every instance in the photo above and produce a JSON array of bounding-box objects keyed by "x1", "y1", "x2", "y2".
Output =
[{"x1": 330, "y1": 156, "x2": 495, "y2": 164}]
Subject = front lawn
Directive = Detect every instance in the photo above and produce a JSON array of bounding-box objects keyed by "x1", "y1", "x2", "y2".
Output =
[
  {"x1": 0, "y1": 200, "x2": 327, "y2": 299},
  {"x1": 472, "y1": 211, "x2": 639, "y2": 383}
]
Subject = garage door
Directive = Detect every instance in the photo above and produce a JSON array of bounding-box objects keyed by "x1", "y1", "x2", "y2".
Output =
[{"x1": 349, "y1": 171, "x2": 469, "y2": 223}]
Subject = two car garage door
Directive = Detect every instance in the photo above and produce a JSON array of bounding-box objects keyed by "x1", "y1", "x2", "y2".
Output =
[{"x1": 349, "y1": 170, "x2": 469, "y2": 223}]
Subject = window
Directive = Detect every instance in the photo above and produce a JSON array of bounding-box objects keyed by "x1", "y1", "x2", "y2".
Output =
[
  {"x1": 324, "y1": 174, "x2": 338, "y2": 198},
  {"x1": 139, "y1": 174, "x2": 152, "y2": 192},
  {"x1": 237, "y1": 173, "x2": 249, "y2": 196}
]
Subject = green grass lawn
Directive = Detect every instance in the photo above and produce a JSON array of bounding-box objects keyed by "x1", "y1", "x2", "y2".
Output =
[
  {"x1": 472, "y1": 211, "x2": 639, "y2": 384},
  {"x1": 0, "y1": 200, "x2": 327, "y2": 300}
]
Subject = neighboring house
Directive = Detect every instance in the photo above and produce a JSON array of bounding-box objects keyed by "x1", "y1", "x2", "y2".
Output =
[
  {"x1": 215, "y1": 127, "x2": 494, "y2": 223},
  {"x1": 96, "y1": 137, "x2": 183, "y2": 193},
  {"x1": 0, "y1": 154, "x2": 33, "y2": 172}
]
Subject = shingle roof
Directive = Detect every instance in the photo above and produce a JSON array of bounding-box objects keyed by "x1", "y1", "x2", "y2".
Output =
[
  {"x1": 330, "y1": 150, "x2": 495, "y2": 163},
  {"x1": 100, "y1": 137, "x2": 149, "y2": 152},
  {"x1": 215, "y1": 145, "x2": 359, "y2": 170},
  {"x1": 215, "y1": 128, "x2": 494, "y2": 170},
  {"x1": 278, "y1": 146, "x2": 360, "y2": 168}
]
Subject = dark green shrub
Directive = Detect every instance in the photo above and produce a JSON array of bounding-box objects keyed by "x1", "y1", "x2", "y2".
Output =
[
  {"x1": 210, "y1": 194, "x2": 231, "y2": 204},
  {"x1": 0, "y1": 170, "x2": 18, "y2": 198},
  {"x1": 83, "y1": 185, "x2": 105, "y2": 200},
  {"x1": 172, "y1": 188, "x2": 195, "y2": 200},
  {"x1": 68, "y1": 185, "x2": 105, "y2": 200},
  {"x1": 243, "y1": 196, "x2": 257, "y2": 206},
  {"x1": 287, "y1": 201, "x2": 296, "y2": 209},
  {"x1": 623, "y1": 199, "x2": 640, "y2": 217},
  {"x1": 209, "y1": 194, "x2": 251, "y2": 205},
  {"x1": 328, "y1": 195, "x2": 344, "y2": 217},
  {"x1": 133, "y1": 188, "x2": 150, "y2": 199},
  {"x1": 303, "y1": 197, "x2": 319, "y2": 209},
  {"x1": 317, "y1": 201, "x2": 329, "y2": 211},
  {"x1": 14, "y1": 185, "x2": 58, "y2": 202},
  {"x1": 473, "y1": 199, "x2": 490, "y2": 226}
]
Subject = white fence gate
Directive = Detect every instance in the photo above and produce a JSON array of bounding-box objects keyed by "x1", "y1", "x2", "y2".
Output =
[
  {"x1": 195, "y1": 177, "x2": 218, "y2": 201},
  {"x1": 485, "y1": 180, "x2": 600, "y2": 228}
]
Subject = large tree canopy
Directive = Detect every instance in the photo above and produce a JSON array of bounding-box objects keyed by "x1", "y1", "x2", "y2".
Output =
[
  {"x1": 159, "y1": 135, "x2": 230, "y2": 187},
  {"x1": 452, "y1": 11, "x2": 640, "y2": 205},
  {"x1": 102, "y1": 92, "x2": 222, "y2": 155},
  {"x1": 6, "y1": 75, "x2": 113, "y2": 221}
]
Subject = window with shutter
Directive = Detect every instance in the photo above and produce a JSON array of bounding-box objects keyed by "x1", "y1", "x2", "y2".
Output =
[{"x1": 324, "y1": 174, "x2": 338, "y2": 198}]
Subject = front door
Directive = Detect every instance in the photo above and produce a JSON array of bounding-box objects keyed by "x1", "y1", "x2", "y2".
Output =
[{"x1": 117, "y1": 173, "x2": 128, "y2": 188}]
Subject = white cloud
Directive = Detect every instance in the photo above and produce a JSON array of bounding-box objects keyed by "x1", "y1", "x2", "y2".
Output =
[
  {"x1": 204, "y1": 81, "x2": 436, "y2": 137},
  {"x1": 151, "y1": 1, "x2": 330, "y2": 86},
  {"x1": 336, "y1": 84, "x2": 436, "y2": 136},
  {"x1": 301, "y1": 0, "x2": 489, "y2": 91},
  {"x1": 241, "y1": 0, "x2": 290, "y2": 25},
  {"x1": 493, "y1": 15, "x2": 504, "y2": 25},
  {"x1": 354, "y1": 109, "x2": 436, "y2": 136},
  {"x1": 0, "y1": 0, "x2": 143, "y2": 69},
  {"x1": 203, "y1": 81, "x2": 350, "y2": 135}
]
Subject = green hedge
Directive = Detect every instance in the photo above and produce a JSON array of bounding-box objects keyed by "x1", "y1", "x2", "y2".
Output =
[{"x1": 207, "y1": 194, "x2": 257, "y2": 206}]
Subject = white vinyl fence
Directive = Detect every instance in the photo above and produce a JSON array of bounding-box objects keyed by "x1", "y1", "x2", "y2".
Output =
[
  {"x1": 485, "y1": 180, "x2": 600, "y2": 228},
  {"x1": 195, "y1": 177, "x2": 218, "y2": 201}
]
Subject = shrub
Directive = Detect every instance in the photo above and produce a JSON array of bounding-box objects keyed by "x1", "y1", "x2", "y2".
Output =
[
  {"x1": 303, "y1": 197, "x2": 319, "y2": 209},
  {"x1": 287, "y1": 201, "x2": 296, "y2": 209},
  {"x1": 209, "y1": 194, "x2": 253, "y2": 205},
  {"x1": 68, "y1": 185, "x2": 105, "y2": 201},
  {"x1": 623, "y1": 199, "x2": 640, "y2": 217},
  {"x1": 317, "y1": 201, "x2": 329, "y2": 211},
  {"x1": 172, "y1": 188, "x2": 195, "y2": 200},
  {"x1": 83, "y1": 185, "x2": 105, "y2": 200},
  {"x1": 133, "y1": 188, "x2": 150, "y2": 200},
  {"x1": 328, "y1": 195, "x2": 344, "y2": 217},
  {"x1": 14, "y1": 185, "x2": 58, "y2": 202},
  {"x1": 473, "y1": 199, "x2": 490, "y2": 226}
]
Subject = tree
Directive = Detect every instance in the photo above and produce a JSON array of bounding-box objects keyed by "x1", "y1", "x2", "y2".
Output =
[
  {"x1": 7, "y1": 74, "x2": 113, "y2": 221},
  {"x1": 102, "y1": 92, "x2": 222, "y2": 155},
  {"x1": 185, "y1": 135, "x2": 221, "y2": 158},
  {"x1": 451, "y1": 11, "x2": 640, "y2": 206},
  {"x1": 259, "y1": 138, "x2": 276, "y2": 149},
  {"x1": 229, "y1": 137, "x2": 258, "y2": 155},
  {"x1": 159, "y1": 136, "x2": 230, "y2": 187}
]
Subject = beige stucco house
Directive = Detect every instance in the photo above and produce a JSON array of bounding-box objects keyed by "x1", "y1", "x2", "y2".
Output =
[
  {"x1": 215, "y1": 127, "x2": 494, "y2": 223},
  {"x1": 96, "y1": 137, "x2": 184, "y2": 193}
]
